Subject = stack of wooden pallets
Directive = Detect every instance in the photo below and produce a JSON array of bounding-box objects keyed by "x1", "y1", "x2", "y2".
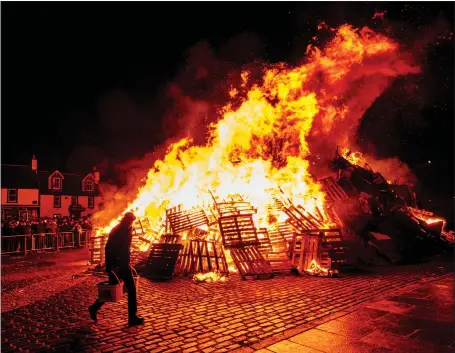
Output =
[{"x1": 175, "y1": 239, "x2": 228, "y2": 276}]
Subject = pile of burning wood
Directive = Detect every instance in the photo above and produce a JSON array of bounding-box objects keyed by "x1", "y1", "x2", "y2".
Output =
[{"x1": 91, "y1": 148, "x2": 453, "y2": 282}]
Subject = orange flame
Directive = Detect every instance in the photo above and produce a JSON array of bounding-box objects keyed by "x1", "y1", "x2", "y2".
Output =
[
  {"x1": 96, "y1": 24, "x2": 419, "y2": 235},
  {"x1": 305, "y1": 259, "x2": 338, "y2": 277},
  {"x1": 193, "y1": 271, "x2": 228, "y2": 283}
]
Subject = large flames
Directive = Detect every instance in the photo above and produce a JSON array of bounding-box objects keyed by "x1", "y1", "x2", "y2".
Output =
[{"x1": 97, "y1": 24, "x2": 420, "y2": 271}]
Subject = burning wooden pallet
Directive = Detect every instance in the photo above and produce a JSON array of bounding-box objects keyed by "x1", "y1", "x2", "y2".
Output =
[
  {"x1": 161, "y1": 234, "x2": 180, "y2": 244},
  {"x1": 257, "y1": 228, "x2": 273, "y2": 253},
  {"x1": 219, "y1": 215, "x2": 259, "y2": 248},
  {"x1": 141, "y1": 243, "x2": 183, "y2": 280},
  {"x1": 210, "y1": 192, "x2": 257, "y2": 217},
  {"x1": 229, "y1": 246, "x2": 273, "y2": 280},
  {"x1": 89, "y1": 235, "x2": 106, "y2": 265},
  {"x1": 291, "y1": 232, "x2": 322, "y2": 275},
  {"x1": 315, "y1": 229, "x2": 364, "y2": 270},
  {"x1": 284, "y1": 204, "x2": 327, "y2": 232},
  {"x1": 131, "y1": 216, "x2": 162, "y2": 263},
  {"x1": 175, "y1": 239, "x2": 228, "y2": 276},
  {"x1": 257, "y1": 228, "x2": 292, "y2": 272},
  {"x1": 166, "y1": 206, "x2": 209, "y2": 234},
  {"x1": 268, "y1": 226, "x2": 288, "y2": 252},
  {"x1": 319, "y1": 176, "x2": 349, "y2": 202}
]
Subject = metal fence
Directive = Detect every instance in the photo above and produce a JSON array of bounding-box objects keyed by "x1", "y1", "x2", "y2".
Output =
[{"x1": 1, "y1": 231, "x2": 91, "y2": 255}]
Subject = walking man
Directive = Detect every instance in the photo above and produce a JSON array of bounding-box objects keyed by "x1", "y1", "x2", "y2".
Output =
[{"x1": 89, "y1": 212, "x2": 144, "y2": 326}]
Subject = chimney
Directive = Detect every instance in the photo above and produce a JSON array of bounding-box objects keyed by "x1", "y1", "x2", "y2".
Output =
[
  {"x1": 31, "y1": 155, "x2": 38, "y2": 171},
  {"x1": 93, "y1": 166, "x2": 100, "y2": 184}
]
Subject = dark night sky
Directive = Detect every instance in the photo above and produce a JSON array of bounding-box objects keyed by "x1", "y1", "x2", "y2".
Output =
[{"x1": 1, "y1": 2, "x2": 454, "y2": 220}]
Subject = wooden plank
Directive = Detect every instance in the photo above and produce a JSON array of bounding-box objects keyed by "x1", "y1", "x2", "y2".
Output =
[
  {"x1": 230, "y1": 246, "x2": 272, "y2": 279},
  {"x1": 319, "y1": 176, "x2": 349, "y2": 202}
]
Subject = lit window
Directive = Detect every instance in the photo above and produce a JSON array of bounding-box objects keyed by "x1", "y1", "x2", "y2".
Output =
[
  {"x1": 52, "y1": 178, "x2": 61, "y2": 190},
  {"x1": 88, "y1": 196, "x2": 94, "y2": 209},
  {"x1": 7, "y1": 189, "x2": 18, "y2": 203},
  {"x1": 53, "y1": 196, "x2": 61, "y2": 208}
]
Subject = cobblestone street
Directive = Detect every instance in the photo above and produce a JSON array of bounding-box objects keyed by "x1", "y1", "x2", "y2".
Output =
[{"x1": 1, "y1": 250, "x2": 454, "y2": 353}]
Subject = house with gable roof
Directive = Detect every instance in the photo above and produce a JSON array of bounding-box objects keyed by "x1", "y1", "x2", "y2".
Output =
[{"x1": 1, "y1": 156, "x2": 104, "y2": 219}]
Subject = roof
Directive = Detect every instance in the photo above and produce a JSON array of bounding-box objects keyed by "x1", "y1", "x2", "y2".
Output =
[
  {"x1": 38, "y1": 171, "x2": 100, "y2": 196},
  {"x1": 1, "y1": 164, "x2": 99, "y2": 196},
  {"x1": 1, "y1": 165, "x2": 39, "y2": 189}
]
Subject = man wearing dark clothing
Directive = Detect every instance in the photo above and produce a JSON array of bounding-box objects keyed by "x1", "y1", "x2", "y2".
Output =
[{"x1": 89, "y1": 212, "x2": 144, "y2": 326}]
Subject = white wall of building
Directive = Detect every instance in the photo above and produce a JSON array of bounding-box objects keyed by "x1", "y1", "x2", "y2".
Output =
[
  {"x1": 40, "y1": 195, "x2": 103, "y2": 218},
  {"x1": 1, "y1": 188, "x2": 39, "y2": 206}
]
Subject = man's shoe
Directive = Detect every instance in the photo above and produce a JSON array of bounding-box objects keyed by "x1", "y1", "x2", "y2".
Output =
[
  {"x1": 128, "y1": 316, "x2": 144, "y2": 326},
  {"x1": 89, "y1": 305, "x2": 98, "y2": 322}
]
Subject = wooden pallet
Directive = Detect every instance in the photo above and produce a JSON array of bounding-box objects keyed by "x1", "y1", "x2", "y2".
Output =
[
  {"x1": 210, "y1": 191, "x2": 257, "y2": 217},
  {"x1": 323, "y1": 240, "x2": 361, "y2": 270},
  {"x1": 89, "y1": 235, "x2": 106, "y2": 264},
  {"x1": 175, "y1": 239, "x2": 228, "y2": 275},
  {"x1": 161, "y1": 234, "x2": 180, "y2": 244},
  {"x1": 219, "y1": 215, "x2": 259, "y2": 248},
  {"x1": 257, "y1": 228, "x2": 273, "y2": 253},
  {"x1": 256, "y1": 228, "x2": 292, "y2": 273},
  {"x1": 284, "y1": 204, "x2": 326, "y2": 232},
  {"x1": 131, "y1": 217, "x2": 162, "y2": 262},
  {"x1": 291, "y1": 233, "x2": 322, "y2": 275},
  {"x1": 319, "y1": 176, "x2": 349, "y2": 202},
  {"x1": 166, "y1": 207, "x2": 209, "y2": 234},
  {"x1": 268, "y1": 226, "x2": 288, "y2": 252},
  {"x1": 142, "y1": 243, "x2": 183, "y2": 280},
  {"x1": 277, "y1": 223, "x2": 295, "y2": 242},
  {"x1": 229, "y1": 246, "x2": 273, "y2": 280}
]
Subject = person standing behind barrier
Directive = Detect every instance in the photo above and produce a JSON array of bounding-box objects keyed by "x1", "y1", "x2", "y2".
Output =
[
  {"x1": 73, "y1": 222, "x2": 82, "y2": 248},
  {"x1": 47, "y1": 220, "x2": 58, "y2": 250},
  {"x1": 89, "y1": 212, "x2": 144, "y2": 326}
]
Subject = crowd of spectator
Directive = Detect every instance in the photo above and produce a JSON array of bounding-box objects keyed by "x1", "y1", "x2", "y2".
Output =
[{"x1": 1, "y1": 216, "x2": 93, "y2": 237}]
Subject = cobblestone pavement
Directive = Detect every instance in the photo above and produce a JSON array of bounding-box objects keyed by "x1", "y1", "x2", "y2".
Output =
[
  {"x1": 1, "y1": 249, "x2": 89, "y2": 313},
  {"x1": 1, "y1": 251, "x2": 453, "y2": 353},
  {"x1": 253, "y1": 275, "x2": 454, "y2": 353}
]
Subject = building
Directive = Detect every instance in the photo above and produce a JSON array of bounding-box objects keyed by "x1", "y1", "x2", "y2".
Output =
[{"x1": 1, "y1": 156, "x2": 104, "y2": 219}]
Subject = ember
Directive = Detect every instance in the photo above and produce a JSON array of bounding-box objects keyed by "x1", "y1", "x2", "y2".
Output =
[{"x1": 305, "y1": 259, "x2": 338, "y2": 277}]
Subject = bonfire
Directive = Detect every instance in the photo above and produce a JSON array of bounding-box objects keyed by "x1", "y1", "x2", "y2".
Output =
[{"x1": 89, "y1": 23, "x2": 452, "y2": 279}]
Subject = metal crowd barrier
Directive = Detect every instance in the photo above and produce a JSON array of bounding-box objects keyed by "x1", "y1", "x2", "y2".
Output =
[
  {"x1": 1, "y1": 231, "x2": 92, "y2": 255},
  {"x1": 1, "y1": 235, "x2": 27, "y2": 255}
]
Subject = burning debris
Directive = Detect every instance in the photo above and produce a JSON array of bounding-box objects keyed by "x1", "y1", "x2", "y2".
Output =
[
  {"x1": 192, "y1": 271, "x2": 228, "y2": 283},
  {"x1": 90, "y1": 24, "x2": 452, "y2": 281}
]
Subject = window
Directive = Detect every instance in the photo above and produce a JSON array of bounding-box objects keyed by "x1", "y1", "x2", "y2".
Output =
[
  {"x1": 53, "y1": 196, "x2": 61, "y2": 208},
  {"x1": 88, "y1": 196, "x2": 94, "y2": 209},
  {"x1": 83, "y1": 180, "x2": 94, "y2": 192},
  {"x1": 52, "y1": 177, "x2": 62, "y2": 190},
  {"x1": 7, "y1": 189, "x2": 18, "y2": 203},
  {"x1": 71, "y1": 196, "x2": 78, "y2": 207}
]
